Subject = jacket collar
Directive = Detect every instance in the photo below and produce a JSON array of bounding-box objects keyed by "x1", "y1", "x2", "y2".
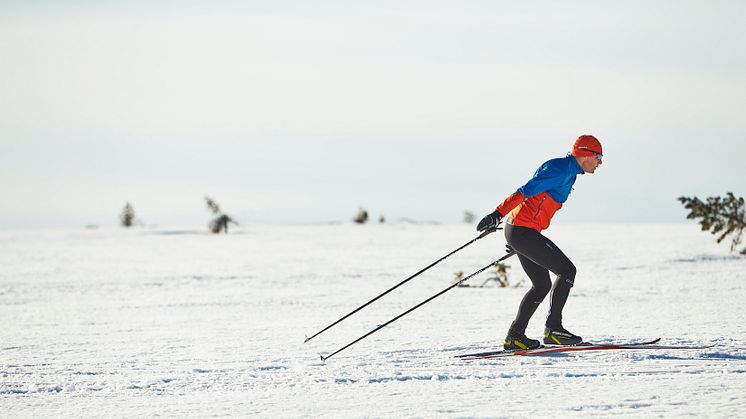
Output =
[{"x1": 567, "y1": 153, "x2": 585, "y2": 175}]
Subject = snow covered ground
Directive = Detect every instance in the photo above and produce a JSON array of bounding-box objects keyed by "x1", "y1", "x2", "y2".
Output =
[{"x1": 2, "y1": 223, "x2": 745, "y2": 417}]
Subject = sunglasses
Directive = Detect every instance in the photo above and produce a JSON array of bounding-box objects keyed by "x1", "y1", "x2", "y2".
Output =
[{"x1": 579, "y1": 146, "x2": 603, "y2": 162}]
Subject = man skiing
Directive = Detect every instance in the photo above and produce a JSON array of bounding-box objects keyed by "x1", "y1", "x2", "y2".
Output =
[{"x1": 476, "y1": 135, "x2": 603, "y2": 350}]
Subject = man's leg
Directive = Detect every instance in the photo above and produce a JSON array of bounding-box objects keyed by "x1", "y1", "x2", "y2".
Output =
[
  {"x1": 505, "y1": 224, "x2": 577, "y2": 330},
  {"x1": 545, "y1": 262, "x2": 576, "y2": 329},
  {"x1": 508, "y1": 253, "x2": 552, "y2": 335}
]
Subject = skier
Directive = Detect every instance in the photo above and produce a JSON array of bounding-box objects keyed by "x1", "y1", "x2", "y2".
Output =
[{"x1": 476, "y1": 135, "x2": 603, "y2": 350}]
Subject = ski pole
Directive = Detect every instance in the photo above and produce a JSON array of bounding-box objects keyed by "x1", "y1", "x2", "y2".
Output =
[
  {"x1": 320, "y1": 249, "x2": 516, "y2": 361},
  {"x1": 305, "y1": 227, "x2": 498, "y2": 344}
]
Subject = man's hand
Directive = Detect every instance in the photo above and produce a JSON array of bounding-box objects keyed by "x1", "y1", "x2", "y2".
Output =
[{"x1": 476, "y1": 210, "x2": 503, "y2": 232}]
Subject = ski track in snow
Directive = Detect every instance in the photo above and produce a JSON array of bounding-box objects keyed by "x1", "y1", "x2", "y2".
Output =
[{"x1": 1, "y1": 224, "x2": 745, "y2": 417}]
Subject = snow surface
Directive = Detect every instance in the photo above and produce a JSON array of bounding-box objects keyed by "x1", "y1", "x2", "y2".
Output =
[{"x1": 1, "y1": 224, "x2": 745, "y2": 417}]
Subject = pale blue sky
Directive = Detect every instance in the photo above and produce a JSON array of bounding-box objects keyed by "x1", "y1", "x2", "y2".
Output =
[{"x1": 1, "y1": 1, "x2": 745, "y2": 228}]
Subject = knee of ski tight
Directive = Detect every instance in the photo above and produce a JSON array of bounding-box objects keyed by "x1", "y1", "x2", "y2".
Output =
[
  {"x1": 532, "y1": 281, "x2": 552, "y2": 298},
  {"x1": 562, "y1": 263, "x2": 577, "y2": 287}
]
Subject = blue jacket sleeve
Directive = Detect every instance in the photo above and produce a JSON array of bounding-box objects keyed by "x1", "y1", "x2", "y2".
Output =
[{"x1": 516, "y1": 163, "x2": 564, "y2": 199}]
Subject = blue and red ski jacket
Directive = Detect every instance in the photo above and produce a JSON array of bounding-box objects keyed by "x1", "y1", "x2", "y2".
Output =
[{"x1": 496, "y1": 154, "x2": 585, "y2": 232}]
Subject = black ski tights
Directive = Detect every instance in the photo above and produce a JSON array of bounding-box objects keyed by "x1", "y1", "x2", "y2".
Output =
[{"x1": 504, "y1": 223, "x2": 576, "y2": 335}]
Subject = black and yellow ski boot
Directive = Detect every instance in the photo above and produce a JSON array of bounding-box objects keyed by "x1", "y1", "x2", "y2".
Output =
[
  {"x1": 543, "y1": 326, "x2": 583, "y2": 346},
  {"x1": 504, "y1": 334, "x2": 541, "y2": 351}
]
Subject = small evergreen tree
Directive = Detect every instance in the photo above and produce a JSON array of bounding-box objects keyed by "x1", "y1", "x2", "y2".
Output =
[
  {"x1": 205, "y1": 196, "x2": 221, "y2": 215},
  {"x1": 209, "y1": 214, "x2": 238, "y2": 234},
  {"x1": 353, "y1": 207, "x2": 369, "y2": 224},
  {"x1": 205, "y1": 196, "x2": 238, "y2": 234},
  {"x1": 120, "y1": 202, "x2": 135, "y2": 227},
  {"x1": 678, "y1": 192, "x2": 746, "y2": 255}
]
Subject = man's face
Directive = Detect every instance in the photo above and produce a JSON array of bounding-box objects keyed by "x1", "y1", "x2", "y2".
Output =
[{"x1": 580, "y1": 154, "x2": 602, "y2": 174}]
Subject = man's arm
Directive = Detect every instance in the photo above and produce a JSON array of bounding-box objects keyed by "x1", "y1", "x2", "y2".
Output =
[
  {"x1": 477, "y1": 163, "x2": 564, "y2": 231},
  {"x1": 496, "y1": 163, "x2": 564, "y2": 216}
]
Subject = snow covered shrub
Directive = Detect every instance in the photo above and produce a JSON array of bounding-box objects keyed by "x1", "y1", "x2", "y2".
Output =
[{"x1": 453, "y1": 263, "x2": 522, "y2": 288}]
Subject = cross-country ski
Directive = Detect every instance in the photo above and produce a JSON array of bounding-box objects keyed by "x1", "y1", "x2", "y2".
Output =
[{"x1": 456, "y1": 338, "x2": 716, "y2": 360}]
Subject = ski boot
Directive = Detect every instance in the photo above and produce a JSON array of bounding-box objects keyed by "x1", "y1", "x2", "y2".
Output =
[
  {"x1": 543, "y1": 326, "x2": 583, "y2": 346},
  {"x1": 504, "y1": 333, "x2": 541, "y2": 351}
]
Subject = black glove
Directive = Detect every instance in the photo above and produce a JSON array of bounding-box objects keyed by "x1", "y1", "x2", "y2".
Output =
[{"x1": 476, "y1": 210, "x2": 502, "y2": 232}]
